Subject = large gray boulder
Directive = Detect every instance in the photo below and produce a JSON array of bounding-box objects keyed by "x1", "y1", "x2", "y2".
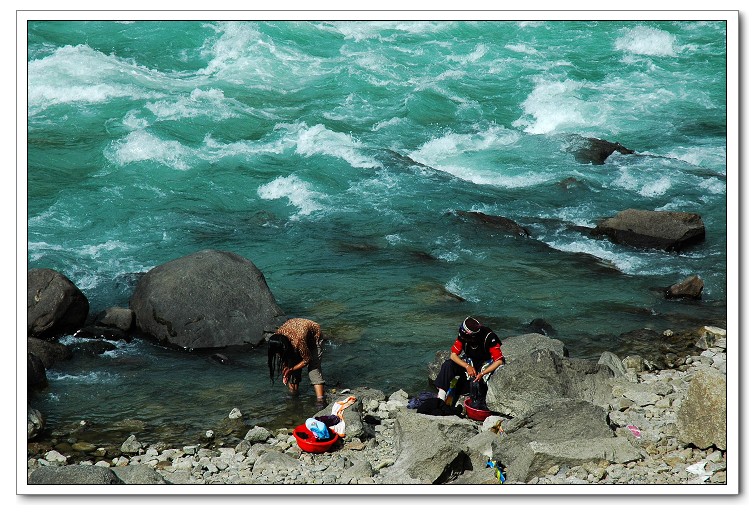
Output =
[
  {"x1": 485, "y1": 349, "x2": 616, "y2": 417},
  {"x1": 676, "y1": 369, "x2": 726, "y2": 450},
  {"x1": 110, "y1": 464, "x2": 168, "y2": 484},
  {"x1": 129, "y1": 250, "x2": 285, "y2": 350},
  {"x1": 508, "y1": 437, "x2": 642, "y2": 482},
  {"x1": 28, "y1": 464, "x2": 124, "y2": 485},
  {"x1": 379, "y1": 410, "x2": 477, "y2": 484},
  {"x1": 28, "y1": 268, "x2": 89, "y2": 337},
  {"x1": 491, "y1": 398, "x2": 619, "y2": 482},
  {"x1": 591, "y1": 209, "x2": 705, "y2": 251},
  {"x1": 502, "y1": 333, "x2": 566, "y2": 361}
]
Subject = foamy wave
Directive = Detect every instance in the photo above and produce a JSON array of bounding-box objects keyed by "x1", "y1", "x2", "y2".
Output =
[
  {"x1": 517, "y1": 21, "x2": 544, "y2": 28},
  {"x1": 105, "y1": 122, "x2": 380, "y2": 171},
  {"x1": 200, "y1": 22, "x2": 325, "y2": 84},
  {"x1": 445, "y1": 276, "x2": 480, "y2": 303},
  {"x1": 28, "y1": 208, "x2": 80, "y2": 230},
  {"x1": 146, "y1": 88, "x2": 247, "y2": 121},
  {"x1": 202, "y1": 134, "x2": 287, "y2": 161},
  {"x1": 614, "y1": 26, "x2": 678, "y2": 57},
  {"x1": 639, "y1": 177, "x2": 673, "y2": 197},
  {"x1": 200, "y1": 22, "x2": 267, "y2": 77},
  {"x1": 410, "y1": 126, "x2": 519, "y2": 162},
  {"x1": 505, "y1": 43, "x2": 538, "y2": 55},
  {"x1": 434, "y1": 235, "x2": 476, "y2": 263},
  {"x1": 513, "y1": 79, "x2": 606, "y2": 134},
  {"x1": 78, "y1": 240, "x2": 132, "y2": 259},
  {"x1": 385, "y1": 234, "x2": 403, "y2": 246},
  {"x1": 71, "y1": 271, "x2": 101, "y2": 292},
  {"x1": 287, "y1": 123, "x2": 381, "y2": 169},
  {"x1": 553, "y1": 205, "x2": 598, "y2": 228},
  {"x1": 122, "y1": 111, "x2": 150, "y2": 130},
  {"x1": 326, "y1": 21, "x2": 448, "y2": 42},
  {"x1": 257, "y1": 175, "x2": 324, "y2": 218},
  {"x1": 106, "y1": 130, "x2": 194, "y2": 170},
  {"x1": 28, "y1": 44, "x2": 167, "y2": 114},
  {"x1": 448, "y1": 44, "x2": 488, "y2": 64},
  {"x1": 612, "y1": 168, "x2": 674, "y2": 198},
  {"x1": 698, "y1": 177, "x2": 726, "y2": 195},
  {"x1": 372, "y1": 117, "x2": 404, "y2": 131},
  {"x1": 27, "y1": 241, "x2": 66, "y2": 262},
  {"x1": 408, "y1": 126, "x2": 551, "y2": 188},
  {"x1": 47, "y1": 371, "x2": 119, "y2": 384},
  {"x1": 440, "y1": 165, "x2": 551, "y2": 188},
  {"x1": 545, "y1": 238, "x2": 646, "y2": 275},
  {"x1": 666, "y1": 147, "x2": 726, "y2": 171}
]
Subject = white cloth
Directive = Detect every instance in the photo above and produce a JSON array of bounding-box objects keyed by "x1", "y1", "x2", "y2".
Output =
[{"x1": 328, "y1": 396, "x2": 356, "y2": 437}]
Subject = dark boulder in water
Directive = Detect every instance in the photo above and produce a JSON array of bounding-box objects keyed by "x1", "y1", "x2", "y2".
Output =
[
  {"x1": 27, "y1": 352, "x2": 48, "y2": 389},
  {"x1": 665, "y1": 275, "x2": 704, "y2": 300},
  {"x1": 455, "y1": 210, "x2": 531, "y2": 237},
  {"x1": 527, "y1": 318, "x2": 557, "y2": 337},
  {"x1": 591, "y1": 209, "x2": 705, "y2": 251},
  {"x1": 94, "y1": 307, "x2": 135, "y2": 333},
  {"x1": 566, "y1": 135, "x2": 635, "y2": 165},
  {"x1": 69, "y1": 340, "x2": 117, "y2": 356},
  {"x1": 27, "y1": 268, "x2": 89, "y2": 338},
  {"x1": 130, "y1": 249, "x2": 285, "y2": 350},
  {"x1": 27, "y1": 337, "x2": 72, "y2": 369}
]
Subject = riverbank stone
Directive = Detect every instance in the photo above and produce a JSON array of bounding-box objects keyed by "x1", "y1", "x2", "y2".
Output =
[
  {"x1": 29, "y1": 464, "x2": 124, "y2": 485},
  {"x1": 677, "y1": 369, "x2": 726, "y2": 450}
]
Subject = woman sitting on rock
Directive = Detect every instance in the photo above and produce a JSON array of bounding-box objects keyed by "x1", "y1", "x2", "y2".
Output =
[{"x1": 433, "y1": 316, "x2": 504, "y2": 409}]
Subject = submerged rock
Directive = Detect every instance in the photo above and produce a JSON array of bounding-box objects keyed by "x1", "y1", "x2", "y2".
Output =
[
  {"x1": 455, "y1": 210, "x2": 531, "y2": 237},
  {"x1": 565, "y1": 135, "x2": 635, "y2": 165},
  {"x1": 27, "y1": 337, "x2": 72, "y2": 369}
]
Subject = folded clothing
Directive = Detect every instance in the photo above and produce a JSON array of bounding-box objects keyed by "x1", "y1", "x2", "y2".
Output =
[{"x1": 407, "y1": 391, "x2": 437, "y2": 409}]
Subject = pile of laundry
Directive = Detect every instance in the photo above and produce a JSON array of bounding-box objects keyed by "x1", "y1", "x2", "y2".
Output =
[{"x1": 295, "y1": 396, "x2": 356, "y2": 452}]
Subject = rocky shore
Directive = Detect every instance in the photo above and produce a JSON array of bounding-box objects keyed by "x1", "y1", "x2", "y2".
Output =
[{"x1": 26, "y1": 326, "x2": 727, "y2": 488}]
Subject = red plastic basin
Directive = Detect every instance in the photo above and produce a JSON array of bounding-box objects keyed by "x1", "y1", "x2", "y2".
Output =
[
  {"x1": 293, "y1": 423, "x2": 339, "y2": 453},
  {"x1": 464, "y1": 397, "x2": 492, "y2": 421}
]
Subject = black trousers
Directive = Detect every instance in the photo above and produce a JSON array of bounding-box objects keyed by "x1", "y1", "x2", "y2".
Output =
[{"x1": 433, "y1": 359, "x2": 488, "y2": 399}]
